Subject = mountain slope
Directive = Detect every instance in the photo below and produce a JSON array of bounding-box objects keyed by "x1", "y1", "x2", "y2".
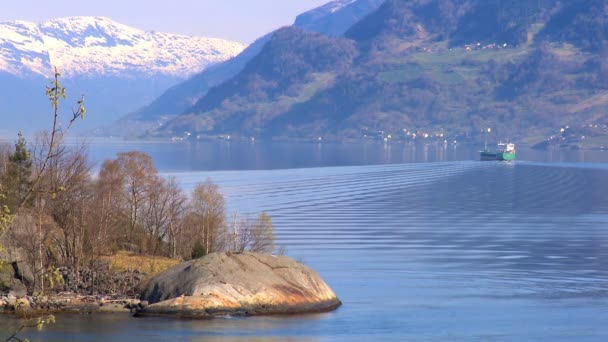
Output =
[
  {"x1": 119, "y1": 0, "x2": 384, "y2": 136},
  {"x1": 116, "y1": 34, "x2": 273, "y2": 135},
  {"x1": 0, "y1": 16, "x2": 244, "y2": 134},
  {"x1": 295, "y1": 0, "x2": 385, "y2": 37},
  {"x1": 538, "y1": 0, "x2": 608, "y2": 52},
  {"x1": 161, "y1": 27, "x2": 357, "y2": 136},
  {"x1": 153, "y1": 0, "x2": 608, "y2": 146}
]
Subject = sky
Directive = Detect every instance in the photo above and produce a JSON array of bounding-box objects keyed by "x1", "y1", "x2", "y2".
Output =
[{"x1": 0, "y1": 0, "x2": 331, "y2": 44}]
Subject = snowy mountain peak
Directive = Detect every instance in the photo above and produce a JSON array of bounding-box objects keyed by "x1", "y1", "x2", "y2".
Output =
[
  {"x1": 40, "y1": 16, "x2": 145, "y2": 44},
  {"x1": 0, "y1": 16, "x2": 246, "y2": 78},
  {"x1": 42, "y1": 16, "x2": 133, "y2": 31}
]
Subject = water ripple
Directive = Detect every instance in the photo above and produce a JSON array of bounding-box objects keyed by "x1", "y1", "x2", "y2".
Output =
[{"x1": 161, "y1": 161, "x2": 608, "y2": 340}]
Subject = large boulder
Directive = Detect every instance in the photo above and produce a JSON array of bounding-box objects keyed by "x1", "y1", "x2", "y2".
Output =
[
  {"x1": 0, "y1": 247, "x2": 33, "y2": 295},
  {"x1": 138, "y1": 252, "x2": 341, "y2": 318},
  {"x1": 0, "y1": 262, "x2": 26, "y2": 297}
]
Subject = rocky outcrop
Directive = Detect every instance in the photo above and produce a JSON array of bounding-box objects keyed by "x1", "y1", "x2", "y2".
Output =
[
  {"x1": 138, "y1": 252, "x2": 341, "y2": 318},
  {"x1": 0, "y1": 248, "x2": 33, "y2": 297},
  {"x1": 57, "y1": 266, "x2": 147, "y2": 297},
  {"x1": 0, "y1": 265, "x2": 27, "y2": 298}
]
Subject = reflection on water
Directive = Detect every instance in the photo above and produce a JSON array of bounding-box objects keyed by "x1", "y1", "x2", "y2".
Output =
[
  {"x1": 3, "y1": 138, "x2": 608, "y2": 171},
  {"x1": 71, "y1": 139, "x2": 608, "y2": 171},
  {"x1": 4, "y1": 144, "x2": 608, "y2": 341},
  {"x1": 12, "y1": 313, "x2": 331, "y2": 342}
]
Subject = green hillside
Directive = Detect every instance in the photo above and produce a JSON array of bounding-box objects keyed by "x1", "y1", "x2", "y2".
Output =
[{"x1": 155, "y1": 0, "x2": 608, "y2": 147}]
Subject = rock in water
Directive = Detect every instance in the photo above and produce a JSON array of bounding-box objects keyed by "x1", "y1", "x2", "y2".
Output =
[{"x1": 138, "y1": 252, "x2": 341, "y2": 318}]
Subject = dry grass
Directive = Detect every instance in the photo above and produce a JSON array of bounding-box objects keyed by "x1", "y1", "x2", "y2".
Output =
[{"x1": 102, "y1": 251, "x2": 181, "y2": 277}]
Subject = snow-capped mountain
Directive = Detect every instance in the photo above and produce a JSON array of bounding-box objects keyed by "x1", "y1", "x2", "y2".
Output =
[
  {"x1": 0, "y1": 16, "x2": 245, "y2": 78},
  {"x1": 0, "y1": 16, "x2": 245, "y2": 135}
]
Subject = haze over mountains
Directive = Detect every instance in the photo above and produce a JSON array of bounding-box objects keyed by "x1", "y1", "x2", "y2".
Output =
[
  {"x1": 139, "y1": 0, "x2": 608, "y2": 147},
  {"x1": 0, "y1": 16, "x2": 244, "y2": 134}
]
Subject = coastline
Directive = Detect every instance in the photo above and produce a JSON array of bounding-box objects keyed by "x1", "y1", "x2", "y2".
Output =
[{"x1": 0, "y1": 293, "x2": 142, "y2": 316}]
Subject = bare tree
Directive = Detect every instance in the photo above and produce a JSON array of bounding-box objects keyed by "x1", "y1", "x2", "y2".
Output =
[
  {"x1": 226, "y1": 212, "x2": 276, "y2": 253},
  {"x1": 14, "y1": 68, "x2": 85, "y2": 219},
  {"x1": 46, "y1": 143, "x2": 93, "y2": 269},
  {"x1": 141, "y1": 177, "x2": 182, "y2": 255},
  {"x1": 0, "y1": 143, "x2": 9, "y2": 172},
  {"x1": 115, "y1": 151, "x2": 158, "y2": 250},
  {"x1": 226, "y1": 213, "x2": 252, "y2": 253},
  {"x1": 163, "y1": 178, "x2": 187, "y2": 259},
  {"x1": 93, "y1": 152, "x2": 189, "y2": 258},
  {"x1": 94, "y1": 158, "x2": 126, "y2": 253},
  {"x1": 248, "y1": 212, "x2": 275, "y2": 253},
  {"x1": 188, "y1": 180, "x2": 226, "y2": 256}
]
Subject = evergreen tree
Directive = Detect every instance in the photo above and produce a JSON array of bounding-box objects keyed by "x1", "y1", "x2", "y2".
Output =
[
  {"x1": 1, "y1": 132, "x2": 32, "y2": 211},
  {"x1": 191, "y1": 240, "x2": 206, "y2": 259}
]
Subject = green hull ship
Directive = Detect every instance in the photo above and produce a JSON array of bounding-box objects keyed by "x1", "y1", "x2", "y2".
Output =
[{"x1": 480, "y1": 143, "x2": 516, "y2": 161}]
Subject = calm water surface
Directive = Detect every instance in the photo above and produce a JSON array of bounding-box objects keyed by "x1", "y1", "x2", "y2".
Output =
[
  {"x1": 3, "y1": 142, "x2": 608, "y2": 341},
  {"x1": 77, "y1": 139, "x2": 608, "y2": 171}
]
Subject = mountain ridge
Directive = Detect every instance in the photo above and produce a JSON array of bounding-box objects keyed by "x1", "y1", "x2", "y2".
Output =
[
  {"x1": 0, "y1": 16, "x2": 245, "y2": 78},
  {"x1": 0, "y1": 16, "x2": 245, "y2": 134}
]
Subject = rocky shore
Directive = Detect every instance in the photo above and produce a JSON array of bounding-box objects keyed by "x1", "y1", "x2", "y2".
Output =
[
  {"x1": 1, "y1": 255, "x2": 149, "y2": 316},
  {"x1": 0, "y1": 293, "x2": 143, "y2": 316},
  {"x1": 1, "y1": 252, "x2": 341, "y2": 319}
]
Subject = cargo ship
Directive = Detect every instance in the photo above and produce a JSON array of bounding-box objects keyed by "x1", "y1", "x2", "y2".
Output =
[{"x1": 480, "y1": 143, "x2": 516, "y2": 161}]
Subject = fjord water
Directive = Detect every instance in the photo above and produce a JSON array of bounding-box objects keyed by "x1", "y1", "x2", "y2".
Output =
[{"x1": 11, "y1": 142, "x2": 608, "y2": 341}]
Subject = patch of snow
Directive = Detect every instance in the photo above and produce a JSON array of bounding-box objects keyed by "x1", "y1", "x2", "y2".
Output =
[
  {"x1": 329, "y1": 0, "x2": 357, "y2": 13},
  {"x1": 20, "y1": 56, "x2": 48, "y2": 75},
  {"x1": 84, "y1": 36, "x2": 107, "y2": 47}
]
